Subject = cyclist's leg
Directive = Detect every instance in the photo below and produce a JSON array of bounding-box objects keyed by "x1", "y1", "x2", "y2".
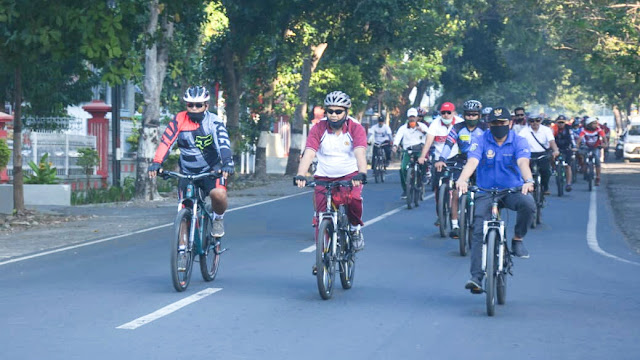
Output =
[
  {"x1": 563, "y1": 149, "x2": 573, "y2": 185},
  {"x1": 539, "y1": 157, "x2": 552, "y2": 193},
  {"x1": 502, "y1": 192, "x2": 536, "y2": 240},
  {"x1": 383, "y1": 143, "x2": 391, "y2": 166},
  {"x1": 594, "y1": 149, "x2": 602, "y2": 184},
  {"x1": 204, "y1": 178, "x2": 227, "y2": 215},
  {"x1": 399, "y1": 151, "x2": 409, "y2": 194}
]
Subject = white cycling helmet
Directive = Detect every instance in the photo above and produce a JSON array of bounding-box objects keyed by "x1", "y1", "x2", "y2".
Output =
[
  {"x1": 183, "y1": 86, "x2": 210, "y2": 102},
  {"x1": 482, "y1": 106, "x2": 493, "y2": 115},
  {"x1": 324, "y1": 91, "x2": 352, "y2": 109},
  {"x1": 585, "y1": 116, "x2": 597, "y2": 125}
]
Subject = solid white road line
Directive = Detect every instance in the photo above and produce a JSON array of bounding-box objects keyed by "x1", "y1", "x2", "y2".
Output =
[
  {"x1": 116, "y1": 287, "x2": 222, "y2": 330},
  {"x1": 587, "y1": 187, "x2": 640, "y2": 266},
  {"x1": 300, "y1": 193, "x2": 435, "y2": 253},
  {"x1": 0, "y1": 190, "x2": 312, "y2": 266}
]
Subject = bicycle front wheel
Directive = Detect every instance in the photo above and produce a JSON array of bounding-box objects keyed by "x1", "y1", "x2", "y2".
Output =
[
  {"x1": 339, "y1": 230, "x2": 356, "y2": 289},
  {"x1": 458, "y1": 194, "x2": 469, "y2": 256},
  {"x1": 485, "y1": 229, "x2": 498, "y2": 316},
  {"x1": 437, "y1": 183, "x2": 450, "y2": 237},
  {"x1": 556, "y1": 168, "x2": 564, "y2": 197},
  {"x1": 406, "y1": 167, "x2": 415, "y2": 209},
  {"x1": 171, "y1": 208, "x2": 194, "y2": 292},
  {"x1": 200, "y1": 208, "x2": 221, "y2": 282},
  {"x1": 316, "y1": 219, "x2": 335, "y2": 300},
  {"x1": 497, "y1": 243, "x2": 509, "y2": 305}
]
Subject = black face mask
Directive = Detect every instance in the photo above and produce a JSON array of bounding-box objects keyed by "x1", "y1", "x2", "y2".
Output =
[
  {"x1": 466, "y1": 119, "x2": 479, "y2": 128},
  {"x1": 329, "y1": 118, "x2": 346, "y2": 130},
  {"x1": 187, "y1": 111, "x2": 206, "y2": 123},
  {"x1": 490, "y1": 124, "x2": 510, "y2": 139}
]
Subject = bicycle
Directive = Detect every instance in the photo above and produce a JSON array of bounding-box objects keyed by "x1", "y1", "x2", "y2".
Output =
[
  {"x1": 303, "y1": 179, "x2": 360, "y2": 300},
  {"x1": 404, "y1": 144, "x2": 425, "y2": 209},
  {"x1": 554, "y1": 153, "x2": 566, "y2": 197},
  {"x1": 469, "y1": 186, "x2": 518, "y2": 317},
  {"x1": 436, "y1": 161, "x2": 463, "y2": 238},
  {"x1": 372, "y1": 142, "x2": 388, "y2": 183},
  {"x1": 161, "y1": 170, "x2": 226, "y2": 292},
  {"x1": 584, "y1": 148, "x2": 598, "y2": 192},
  {"x1": 570, "y1": 150, "x2": 579, "y2": 184},
  {"x1": 530, "y1": 154, "x2": 548, "y2": 228}
]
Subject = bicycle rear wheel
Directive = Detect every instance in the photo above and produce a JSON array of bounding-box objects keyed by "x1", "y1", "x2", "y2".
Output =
[
  {"x1": 485, "y1": 229, "x2": 498, "y2": 316},
  {"x1": 316, "y1": 219, "x2": 335, "y2": 300},
  {"x1": 587, "y1": 163, "x2": 594, "y2": 192},
  {"x1": 171, "y1": 208, "x2": 194, "y2": 292},
  {"x1": 458, "y1": 194, "x2": 469, "y2": 256},
  {"x1": 339, "y1": 229, "x2": 356, "y2": 289},
  {"x1": 437, "y1": 183, "x2": 450, "y2": 237},
  {"x1": 200, "y1": 208, "x2": 221, "y2": 282},
  {"x1": 556, "y1": 167, "x2": 564, "y2": 197},
  {"x1": 406, "y1": 167, "x2": 415, "y2": 209},
  {"x1": 413, "y1": 170, "x2": 421, "y2": 208},
  {"x1": 497, "y1": 243, "x2": 509, "y2": 305}
]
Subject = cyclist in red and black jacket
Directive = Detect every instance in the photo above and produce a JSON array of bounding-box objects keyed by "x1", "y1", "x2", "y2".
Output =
[{"x1": 148, "y1": 86, "x2": 234, "y2": 238}]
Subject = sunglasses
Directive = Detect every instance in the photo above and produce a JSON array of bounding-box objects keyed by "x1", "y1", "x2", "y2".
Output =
[
  {"x1": 187, "y1": 102, "x2": 205, "y2": 109},
  {"x1": 529, "y1": 119, "x2": 542, "y2": 123},
  {"x1": 441, "y1": 111, "x2": 452, "y2": 115},
  {"x1": 326, "y1": 109, "x2": 345, "y2": 115},
  {"x1": 515, "y1": 114, "x2": 525, "y2": 117},
  {"x1": 464, "y1": 113, "x2": 480, "y2": 117}
]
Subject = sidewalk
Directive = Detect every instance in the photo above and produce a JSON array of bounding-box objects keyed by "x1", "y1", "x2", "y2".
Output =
[
  {"x1": 0, "y1": 175, "x2": 303, "y2": 261},
  {"x1": 602, "y1": 161, "x2": 640, "y2": 254}
]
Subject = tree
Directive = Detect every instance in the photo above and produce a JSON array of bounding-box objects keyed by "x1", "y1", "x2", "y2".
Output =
[{"x1": 0, "y1": 0, "x2": 139, "y2": 212}]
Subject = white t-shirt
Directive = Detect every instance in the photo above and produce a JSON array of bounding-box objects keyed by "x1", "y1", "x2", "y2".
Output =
[
  {"x1": 427, "y1": 117, "x2": 461, "y2": 159},
  {"x1": 519, "y1": 125, "x2": 555, "y2": 153},
  {"x1": 393, "y1": 122, "x2": 429, "y2": 149},
  {"x1": 369, "y1": 124, "x2": 393, "y2": 144}
]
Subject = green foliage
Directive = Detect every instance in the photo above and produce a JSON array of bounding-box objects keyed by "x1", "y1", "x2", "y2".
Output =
[
  {"x1": 71, "y1": 177, "x2": 136, "y2": 205},
  {"x1": 76, "y1": 148, "x2": 100, "y2": 176},
  {"x1": 0, "y1": 139, "x2": 10, "y2": 171},
  {"x1": 24, "y1": 153, "x2": 59, "y2": 184}
]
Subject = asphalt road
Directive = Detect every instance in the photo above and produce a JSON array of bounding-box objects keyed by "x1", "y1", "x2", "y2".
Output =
[{"x1": 1, "y1": 166, "x2": 639, "y2": 360}]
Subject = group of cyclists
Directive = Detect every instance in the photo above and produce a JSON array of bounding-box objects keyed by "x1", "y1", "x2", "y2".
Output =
[{"x1": 146, "y1": 86, "x2": 608, "y2": 296}]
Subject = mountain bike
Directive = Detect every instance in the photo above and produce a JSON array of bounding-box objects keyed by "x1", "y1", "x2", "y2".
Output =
[
  {"x1": 530, "y1": 154, "x2": 547, "y2": 228},
  {"x1": 584, "y1": 148, "x2": 598, "y2": 192},
  {"x1": 469, "y1": 186, "x2": 518, "y2": 317},
  {"x1": 436, "y1": 161, "x2": 463, "y2": 238},
  {"x1": 570, "y1": 150, "x2": 579, "y2": 184},
  {"x1": 372, "y1": 142, "x2": 388, "y2": 183},
  {"x1": 404, "y1": 144, "x2": 425, "y2": 209},
  {"x1": 304, "y1": 179, "x2": 361, "y2": 300},
  {"x1": 161, "y1": 170, "x2": 226, "y2": 292},
  {"x1": 554, "y1": 153, "x2": 566, "y2": 197}
]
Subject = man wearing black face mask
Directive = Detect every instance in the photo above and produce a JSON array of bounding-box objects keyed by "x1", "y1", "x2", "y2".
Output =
[
  {"x1": 148, "y1": 86, "x2": 234, "y2": 238},
  {"x1": 456, "y1": 107, "x2": 536, "y2": 294}
]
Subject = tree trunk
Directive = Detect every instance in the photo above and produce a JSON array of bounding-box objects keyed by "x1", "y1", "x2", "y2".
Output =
[
  {"x1": 135, "y1": 0, "x2": 174, "y2": 200},
  {"x1": 221, "y1": 41, "x2": 242, "y2": 168},
  {"x1": 285, "y1": 43, "x2": 327, "y2": 176},
  {"x1": 12, "y1": 65, "x2": 25, "y2": 213},
  {"x1": 413, "y1": 79, "x2": 429, "y2": 108},
  {"x1": 254, "y1": 78, "x2": 278, "y2": 179},
  {"x1": 613, "y1": 105, "x2": 623, "y2": 134}
]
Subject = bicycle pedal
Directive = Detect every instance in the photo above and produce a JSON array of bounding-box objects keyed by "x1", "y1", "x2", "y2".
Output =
[{"x1": 215, "y1": 247, "x2": 228, "y2": 255}]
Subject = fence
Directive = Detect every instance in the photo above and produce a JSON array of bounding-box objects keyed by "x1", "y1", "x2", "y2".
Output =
[{"x1": 6, "y1": 131, "x2": 97, "y2": 177}]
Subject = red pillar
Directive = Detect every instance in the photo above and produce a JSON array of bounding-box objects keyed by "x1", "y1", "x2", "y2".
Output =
[
  {"x1": 82, "y1": 100, "x2": 112, "y2": 179},
  {"x1": 0, "y1": 111, "x2": 12, "y2": 183}
]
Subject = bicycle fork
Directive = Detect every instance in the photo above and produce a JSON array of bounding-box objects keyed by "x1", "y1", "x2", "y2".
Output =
[{"x1": 481, "y1": 221, "x2": 505, "y2": 273}]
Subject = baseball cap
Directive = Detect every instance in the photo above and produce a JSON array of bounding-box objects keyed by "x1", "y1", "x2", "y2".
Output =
[
  {"x1": 488, "y1": 107, "x2": 511, "y2": 122},
  {"x1": 440, "y1": 102, "x2": 455, "y2": 112},
  {"x1": 407, "y1": 108, "x2": 418, "y2": 117}
]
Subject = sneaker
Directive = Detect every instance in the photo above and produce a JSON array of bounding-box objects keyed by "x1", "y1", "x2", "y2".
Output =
[
  {"x1": 511, "y1": 240, "x2": 530, "y2": 259},
  {"x1": 350, "y1": 230, "x2": 365, "y2": 252},
  {"x1": 565, "y1": 184, "x2": 572, "y2": 192},
  {"x1": 434, "y1": 219, "x2": 440, "y2": 227},
  {"x1": 401, "y1": 191, "x2": 407, "y2": 199},
  {"x1": 595, "y1": 178, "x2": 601, "y2": 186},
  {"x1": 449, "y1": 226, "x2": 460, "y2": 239},
  {"x1": 211, "y1": 218, "x2": 225, "y2": 238},
  {"x1": 465, "y1": 277, "x2": 483, "y2": 294},
  {"x1": 543, "y1": 190, "x2": 551, "y2": 196}
]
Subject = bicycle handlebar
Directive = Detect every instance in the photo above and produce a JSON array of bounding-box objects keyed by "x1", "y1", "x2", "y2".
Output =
[
  {"x1": 469, "y1": 186, "x2": 522, "y2": 195},
  {"x1": 160, "y1": 170, "x2": 223, "y2": 181}
]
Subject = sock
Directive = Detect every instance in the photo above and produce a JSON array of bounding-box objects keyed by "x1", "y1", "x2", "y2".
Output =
[
  {"x1": 214, "y1": 212, "x2": 224, "y2": 220},
  {"x1": 452, "y1": 219, "x2": 459, "y2": 228},
  {"x1": 350, "y1": 224, "x2": 361, "y2": 232}
]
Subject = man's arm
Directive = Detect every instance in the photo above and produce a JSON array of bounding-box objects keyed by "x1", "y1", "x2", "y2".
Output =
[
  {"x1": 455, "y1": 158, "x2": 480, "y2": 194},
  {"x1": 418, "y1": 134, "x2": 435, "y2": 164},
  {"x1": 354, "y1": 147, "x2": 367, "y2": 174}
]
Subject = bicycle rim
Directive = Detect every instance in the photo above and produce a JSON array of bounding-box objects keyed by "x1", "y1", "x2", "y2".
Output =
[
  {"x1": 437, "y1": 184, "x2": 449, "y2": 237},
  {"x1": 316, "y1": 219, "x2": 335, "y2": 300},
  {"x1": 406, "y1": 168, "x2": 414, "y2": 209},
  {"x1": 339, "y1": 230, "x2": 355, "y2": 289},
  {"x1": 171, "y1": 209, "x2": 194, "y2": 292},
  {"x1": 458, "y1": 194, "x2": 468, "y2": 256},
  {"x1": 497, "y1": 244, "x2": 508, "y2": 305},
  {"x1": 485, "y1": 230, "x2": 498, "y2": 316},
  {"x1": 200, "y1": 212, "x2": 221, "y2": 282}
]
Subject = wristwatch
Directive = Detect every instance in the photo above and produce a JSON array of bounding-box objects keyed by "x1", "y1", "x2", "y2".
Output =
[{"x1": 524, "y1": 178, "x2": 534, "y2": 184}]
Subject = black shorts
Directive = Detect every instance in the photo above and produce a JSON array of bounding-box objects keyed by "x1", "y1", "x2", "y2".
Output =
[{"x1": 178, "y1": 176, "x2": 226, "y2": 199}]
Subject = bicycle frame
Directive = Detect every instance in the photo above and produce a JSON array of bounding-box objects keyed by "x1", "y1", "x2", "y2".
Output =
[{"x1": 310, "y1": 180, "x2": 353, "y2": 259}]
